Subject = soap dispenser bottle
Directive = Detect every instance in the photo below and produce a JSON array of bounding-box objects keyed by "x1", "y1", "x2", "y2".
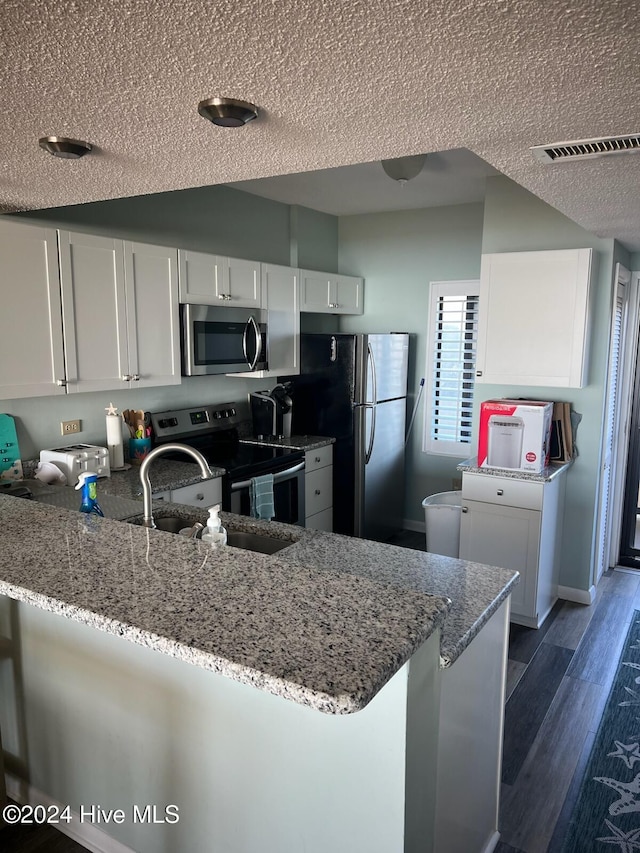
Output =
[
  {"x1": 75, "y1": 471, "x2": 105, "y2": 516},
  {"x1": 201, "y1": 504, "x2": 227, "y2": 547}
]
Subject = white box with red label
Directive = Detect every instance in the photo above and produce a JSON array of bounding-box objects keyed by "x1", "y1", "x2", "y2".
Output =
[{"x1": 478, "y1": 400, "x2": 554, "y2": 473}]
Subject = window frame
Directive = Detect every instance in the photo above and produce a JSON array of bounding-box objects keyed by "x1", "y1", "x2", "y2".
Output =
[{"x1": 423, "y1": 279, "x2": 480, "y2": 457}]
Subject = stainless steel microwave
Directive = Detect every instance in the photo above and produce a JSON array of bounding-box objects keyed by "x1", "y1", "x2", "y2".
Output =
[{"x1": 181, "y1": 304, "x2": 268, "y2": 376}]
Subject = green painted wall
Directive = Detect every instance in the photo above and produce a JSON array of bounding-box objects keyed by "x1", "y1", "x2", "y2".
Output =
[
  {"x1": 337, "y1": 203, "x2": 486, "y2": 527},
  {"x1": 6, "y1": 187, "x2": 339, "y2": 458},
  {"x1": 480, "y1": 176, "x2": 616, "y2": 592}
]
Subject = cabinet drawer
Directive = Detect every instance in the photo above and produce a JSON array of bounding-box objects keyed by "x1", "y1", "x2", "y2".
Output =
[
  {"x1": 171, "y1": 477, "x2": 222, "y2": 508},
  {"x1": 305, "y1": 507, "x2": 333, "y2": 532},
  {"x1": 305, "y1": 445, "x2": 333, "y2": 473},
  {"x1": 462, "y1": 473, "x2": 543, "y2": 510},
  {"x1": 305, "y1": 466, "x2": 332, "y2": 516}
]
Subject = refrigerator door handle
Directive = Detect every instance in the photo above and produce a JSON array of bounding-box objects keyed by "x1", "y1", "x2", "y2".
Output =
[
  {"x1": 367, "y1": 342, "x2": 378, "y2": 406},
  {"x1": 365, "y1": 402, "x2": 376, "y2": 464}
]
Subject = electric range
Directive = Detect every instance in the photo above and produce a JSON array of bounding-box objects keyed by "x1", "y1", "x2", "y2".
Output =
[{"x1": 150, "y1": 403, "x2": 305, "y2": 524}]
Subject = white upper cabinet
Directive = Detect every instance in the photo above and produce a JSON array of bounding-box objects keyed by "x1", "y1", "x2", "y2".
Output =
[
  {"x1": 123, "y1": 242, "x2": 181, "y2": 388},
  {"x1": 60, "y1": 233, "x2": 180, "y2": 392},
  {"x1": 299, "y1": 270, "x2": 364, "y2": 314},
  {"x1": 178, "y1": 250, "x2": 261, "y2": 308},
  {"x1": 0, "y1": 221, "x2": 66, "y2": 399},
  {"x1": 475, "y1": 248, "x2": 593, "y2": 388},
  {"x1": 59, "y1": 231, "x2": 129, "y2": 393},
  {"x1": 232, "y1": 263, "x2": 300, "y2": 378}
]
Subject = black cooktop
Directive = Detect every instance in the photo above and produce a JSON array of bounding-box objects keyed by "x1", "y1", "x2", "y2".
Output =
[
  {"x1": 158, "y1": 432, "x2": 303, "y2": 479},
  {"x1": 150, "y1": 402, "x2": 304, "y2": 480}
]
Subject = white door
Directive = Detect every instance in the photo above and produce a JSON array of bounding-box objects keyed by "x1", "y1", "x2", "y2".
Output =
[
  {"x1": 594, "y1": 263, "x2": 631, "y2": 580},
  {"x1": 333, "y1": 275, "x2": 364, "y2": 314},
  {"x1": 460, "y1": 500, "x2": 541, "y2": 619},
  {"x1": 59, "y1": 231, "x2": 129, "y2": 393},
  {"x1": 0, "y1": 220, "x2": 66, "y2": 398},
  {"x1": 124, "y1": 242, "x2": 181, "y2": 388},
  {"x1": 178, "y1": 249, "x2": 225, "y2": 304},
  {"x1": 225, "y1": 257, "x2": 261, "y2": 307}
]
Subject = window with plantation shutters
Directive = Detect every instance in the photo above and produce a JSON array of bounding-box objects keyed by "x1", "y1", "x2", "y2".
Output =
[{"x1": 424, "y1": 280, "x2": 480, "y2": 456}]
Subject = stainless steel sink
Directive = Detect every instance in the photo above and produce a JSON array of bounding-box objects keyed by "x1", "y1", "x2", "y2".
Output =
[
  {"x1": 125, "y1": 515, "x2": 291, "y2": 554},
  {"x1": 226, "y1": 531, "x2": 291, "y2": 555}
]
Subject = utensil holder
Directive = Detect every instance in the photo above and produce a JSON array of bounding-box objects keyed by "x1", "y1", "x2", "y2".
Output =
[{"x1": 128, "y1": 437, "x2": 151, "y2": 465}]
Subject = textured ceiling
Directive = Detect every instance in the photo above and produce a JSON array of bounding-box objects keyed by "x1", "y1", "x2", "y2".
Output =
[{"x1": 3, "y1": 0, "x2": 640, "y2": 248}]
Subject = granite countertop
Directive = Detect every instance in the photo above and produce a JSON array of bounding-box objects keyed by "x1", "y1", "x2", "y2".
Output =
[
  {"x1": 0, "y1": 461, "x2": 518, "y2": 714},
  {"x1": 98, "y1": 459, "x2": 226, "y2": 500},
  {"x1": 457, "y1": 457, "x2": 573, "y2": 483},
  {"x1": 240, "y1": 435, "x2": 335, "y2": 451},
  {"x1": 280, "y1": 531, "x2": 519, "y2": 667},
  {"x1": 0, "y1": 495, "x2": 453, "y2": 715}
]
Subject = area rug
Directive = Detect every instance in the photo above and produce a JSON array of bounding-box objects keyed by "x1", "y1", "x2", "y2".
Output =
[{"x1": 562, "y1": 611, "x2": 640, "y2": 851}]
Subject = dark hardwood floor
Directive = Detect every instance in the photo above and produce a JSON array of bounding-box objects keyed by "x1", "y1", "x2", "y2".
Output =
[
  {"x1": 0, "y1": 802, "x2": 87, "y2": 852},
  {"x1": 1, "y1": 529, "x2": 635, "y2": 853},
  {"x1": 393, "y1": 530, "x2": 639, "y2": 853}
]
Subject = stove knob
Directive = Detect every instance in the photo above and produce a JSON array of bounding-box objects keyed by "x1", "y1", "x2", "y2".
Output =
[
  {"x1": 213, "y1": 411, "x2": 222, "y2": 419},
  {"x1": 229, "y1": 407, "x2": 236, "y2": 417}
]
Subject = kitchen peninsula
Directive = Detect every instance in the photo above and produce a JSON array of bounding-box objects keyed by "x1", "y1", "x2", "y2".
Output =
[{"x1": 0, "y1": 477, "x2": 518, "y2": 853}]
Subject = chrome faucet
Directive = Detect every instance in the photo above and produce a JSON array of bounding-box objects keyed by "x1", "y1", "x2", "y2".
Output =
[{"x1": 139, "y1": 443, "x2": 213, "y2": 528}]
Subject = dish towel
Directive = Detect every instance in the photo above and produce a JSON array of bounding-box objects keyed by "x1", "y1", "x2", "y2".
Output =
[{"x1": 250, "y1": 473, "x2": 275, "y2": 520}]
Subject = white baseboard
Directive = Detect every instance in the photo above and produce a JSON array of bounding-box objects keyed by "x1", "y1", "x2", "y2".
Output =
[
  {"x1": 482, "y1": 830, "x2": 501, "y2": 853},
  {"x1": 557, "y1": 585, "x2": 596, "y2": 606},
  {"x1": 6, "y1": 774, "x2": 134, "y2": 853},
  {"x1": 403, "y1": 518, "x2": 425, "y2": 534}
]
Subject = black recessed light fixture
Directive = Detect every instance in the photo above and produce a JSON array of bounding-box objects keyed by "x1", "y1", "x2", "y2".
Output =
[
  {"x1": 39, "y1": 136, "x2": 93, "y2": 159},
  {"x1": 197, "y1": 97, "x2": 259, "y2": 128}
]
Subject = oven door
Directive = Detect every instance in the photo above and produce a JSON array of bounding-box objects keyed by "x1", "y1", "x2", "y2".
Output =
[{"x1": 226, "y1": 459, "x2": 305, "y2": 525}]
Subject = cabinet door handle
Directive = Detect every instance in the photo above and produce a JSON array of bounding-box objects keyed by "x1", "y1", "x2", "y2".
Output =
[
  {"x1": 131, "y1": 374, "x2": 140, "y2": 382},
  {"x1": 218, "y1": 293, "x2": 232, "y2": 301},
  {"x1": 328, "y1": 302, "x2": 339, "y2": 309},
  {"x1": 497, "y1": 489, "x2": 504, "y2": 496},
  {"x1": 476, "y1": 370, "x2": 483, "y2": 377},
  {"x1": 315, "y1": 489, "x2": 321, "y2": 495},
  {"x1": 56, "y1": 378, "x2": 67, "y2": 387},
  {"x1": 314, "y1": 456, "x2": 321, "y2": 463},
  {"x1": 196, "y1": 493, "x2": 205, "y2": 501},
  {"x1": 122, "y1": 374, "x2": 132, "y2": 382},
  {"x1": 462, "y1": 506, "x2": 468, "y2": 513}
]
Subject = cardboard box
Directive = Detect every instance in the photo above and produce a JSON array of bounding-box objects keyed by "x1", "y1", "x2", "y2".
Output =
[{"x1": 478, "y1": 399, "x2": 554, "y2": 473}]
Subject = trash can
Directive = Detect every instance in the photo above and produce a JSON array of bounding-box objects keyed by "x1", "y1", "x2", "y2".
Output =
[{"x1": 422, "y1": 491, "x2": 462, "y2": 557}]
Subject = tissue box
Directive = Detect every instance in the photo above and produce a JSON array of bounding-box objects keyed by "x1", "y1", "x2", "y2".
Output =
[{"x1": 478, "y1": 400, "x2": 554, "y2": 473}]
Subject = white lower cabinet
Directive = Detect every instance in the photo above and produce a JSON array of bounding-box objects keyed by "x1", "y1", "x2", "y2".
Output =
[
  {"x1": 459, "y1": 470, "x2": 566, "y2": 628},
  {"x1": 170, "y1": 478, "x2": 222, "y2": 508},
  {"x1": 305, "y1": 446, "x2": 333, "y2": 531}
]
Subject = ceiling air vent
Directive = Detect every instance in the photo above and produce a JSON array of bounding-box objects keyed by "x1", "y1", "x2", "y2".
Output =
[{"x1": 531, "y1": 133, "x2": 640, "y2": 164}]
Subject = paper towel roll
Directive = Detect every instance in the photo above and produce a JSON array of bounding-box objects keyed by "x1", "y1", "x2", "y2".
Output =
[{"x1": 106, "y1": 413, "x2": 124, "y2": 469}]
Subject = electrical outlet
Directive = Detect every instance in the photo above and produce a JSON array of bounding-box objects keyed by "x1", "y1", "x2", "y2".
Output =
[{"x1": 61, "y1": 419, "x2": 81, "y2": 435}]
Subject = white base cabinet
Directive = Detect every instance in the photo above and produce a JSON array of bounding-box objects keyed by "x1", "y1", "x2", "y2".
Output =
[
  {"x1": 305, "y1": 446, "x2": 333, "y2": 531},
  {"x1": 153, "y1": 478, "x2": 222, "y2": 508},
  {"x1": 459, "y1": 470, "x2": 566, "y2": 628}
]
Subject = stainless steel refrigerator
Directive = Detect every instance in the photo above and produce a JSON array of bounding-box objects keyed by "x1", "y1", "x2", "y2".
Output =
[{"x1": 283, "y1": 332, "x2": 409, "y2": 541}]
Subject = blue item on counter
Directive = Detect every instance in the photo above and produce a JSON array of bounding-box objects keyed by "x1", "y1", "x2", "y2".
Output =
[{"x1": 75, "y1": 471, "x2": 104, "y2": 516}]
